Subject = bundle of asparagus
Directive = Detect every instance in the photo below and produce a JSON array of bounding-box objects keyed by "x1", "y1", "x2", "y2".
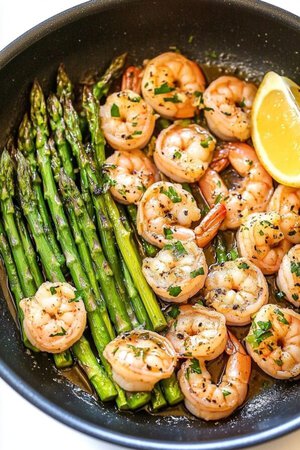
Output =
[{"x1": 0, "y1": 56, "x2": 183, "y2": 411}]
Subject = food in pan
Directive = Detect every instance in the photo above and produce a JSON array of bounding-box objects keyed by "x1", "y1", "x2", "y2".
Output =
[{"x1": 0, "y1": 50, "x2": 299, "y2": 420}]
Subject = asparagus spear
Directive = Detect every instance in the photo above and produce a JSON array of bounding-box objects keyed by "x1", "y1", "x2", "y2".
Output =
[
  {"x1": 0, "y1": 149, "x2": 36, "y2": 296},
  {"x1": 82, "y1": 86, "x2": 131, "y2": 306},
  {"x1": 15, "y1": 208, "x2": 44, "y2": 287},
  {"x1": 18, "y1": 113, "x2": 65, "y2": 268},
  {"x1": 126, "y1": 204, "x2": 158, "y2": 257},
  {"x1": 58, "y1": 169, "x2": 132, "y2": 334},
  {"x1": 47, "y1": 93, "x2": 75, "y2": 180},
  {"x1": 57, "y1": 63, "x2": 74, "y2": 101},
  {"x1": 72, "y1": 336, "x2": 116, "y2": 402},
  {"x1": 215, "y1": 234, "x2": 227, "y2": 264},
  {"x1": 62, "y1": 97, "x2": 94, "y2": 218},
  {"x1": 93, "y1": 53, "x2": 127, "y2": 100},
  {"x1": 49, "y1": 139, "x2": 115, "y2": 340},
  {"x1": 15, "y1": 150, "x2": 65, "y2": 283}
]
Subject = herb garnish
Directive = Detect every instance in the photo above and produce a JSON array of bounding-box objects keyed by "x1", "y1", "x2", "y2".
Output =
[
  {"x1": 190, "y1": 267, "x2": 205, "y2": 278},
  {"x1": 164, "y1": 241, "x2": 188, "y2": 258},
  {"x1": 50, "y1": 327, "x2": 67, "y2": 337},
  {"x1": 246, "y1": 320, "x2": 273, "y2": 348},
  {"x1": 168, "y1": 286, "x2": 182, "y2": 297},
  {"x1": 238, "y1": 262, "x2": 250, "y2": 270},
  {"x1": 163, "y1": 227, "x2": 174, "y2": 240},
  {"x1": 50, "y1": 286, "x2": 57, "y2": 295},
  {"x1": 274, "y1": 308, "x2": 289, "y2": 325},
  {"x1": 111, "y1": 103, "x2": 120, "y2": 117},
  {"x1": 160, "y1": 186, "x2": 182, "y2": 203},
  {"x1": 291, "y1": 261, "x2": 300, "y2": 277},
  {"x1": 154, "y1": 82, "x2": 175, "y2": 95}
]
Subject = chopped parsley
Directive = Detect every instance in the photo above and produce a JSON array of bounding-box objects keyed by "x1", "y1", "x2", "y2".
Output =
[
  {"x1": 154, "y1": 82, "x2": 175, "y2": 95},
  {"x1": 50, "y1": 286, "x2": 57, "y2": 295},
  {"x1": 200, "y1": 136, "x2": 213, "y2": 148},
  {"x1": 274, "y1": 308, "x2": 289, "y2": 325},
  {"x1": 274, "y1": 358, "x2": 283, "y2": 367},
  {"x1": 188, "y1": 35, "x2": 194, "y2": 44},
  {"x1": 190, "y1": 267, "x2": 205, "y2": 278},
  {"x1": 237, "y1": 97, "x2": 246, "y2": 108},
  {"x1": 190, "y1": 358, "x2": 202, "y2": 374},
  {"x1": 246, "y1": 320, "x2": 273, "y2": 348},
  {"x1": 132, "y1": 130, "x2": 142, "y2": 136},
  {"x1": 127, "y1": 344, "x2": 149, "y2": 361},
  {"x1": 292, "y1": 293, "x2": 299, "y2": 301},
  {"x1": 50, "y1": 327, "x2": 67, "y2": 337},
  {"x1": 214, "y1": 193, "x2": 223, "y2": 205},
  {"x1": 205, "y1": 50, "x2": 218, "y2": 59},
  {"x1": 163, "y1": 227, "x2": 174, "y2": 240},
  {"x1": 160, "y1": 186, "x2": 182, "y2": 203},
  {"x1": 275, "y1": 291, "x2": 286, "y2": 301},
  {"x1": 291, "y1": 261, "x2": 300, "y2": 277},
  {"x1": 164, "y1": 241, "x2": 188, "y2": 258},
  {"x1": 111, "y1": 103, "x2": 120, "y2": 117},
  {"x1": 222, "y1": 389, "x2": 231, "y2": 397},
  {"x1": 168, "y1": 304, "x2": 180, "y2": 319},
  {"x1": 128, "y1": 95, "x2": 141, "y2": 103},
  {"x1": 238, "y1": 262, "x2": 250, "y2": 270},
  {"x1": 163, "y1": 94, "x2": 182, "y2": 103},
  {"x1": 168, "y1": 285, "x2": 182, "y2": 297},
  {"x1": 69, "y1": 289, "x2": 83, "y2": 303},
  {"x1": 174, "y1": 150, "x2": 182, "y2": 159}
]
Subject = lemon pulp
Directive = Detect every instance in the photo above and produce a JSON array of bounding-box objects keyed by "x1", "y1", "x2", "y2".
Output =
[{"x1": 256, "y1": 88, "x2": 300, "y2": 177}]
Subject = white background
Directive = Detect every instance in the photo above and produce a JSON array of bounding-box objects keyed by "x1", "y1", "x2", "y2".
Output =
[{"x1": 0, "y1": 1, "x2": 299, "y2": 450}]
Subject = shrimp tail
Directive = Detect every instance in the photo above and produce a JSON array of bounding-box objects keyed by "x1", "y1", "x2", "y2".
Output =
[
  {"x1": 210, "y1": 146, "x2": 230, "y2": 172},
  {"x1": 121, "y1": 66, "x2": 142, "y2": 93},
  {"x1": 195, "y1": 203, "x2": 227, "y2": 248},
  {"x1": 226, "y1": 331, "x2": 251, "y2": 385}
]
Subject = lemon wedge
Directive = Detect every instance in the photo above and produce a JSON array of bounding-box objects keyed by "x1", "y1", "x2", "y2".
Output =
[{"x1": 252, "y1": 71, "x2": 300, "y2": 187}]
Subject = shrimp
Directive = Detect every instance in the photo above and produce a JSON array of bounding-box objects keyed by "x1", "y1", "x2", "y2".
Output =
[
  {"x1": 141, "y1": 52, "x2": 206, "y2": 119},
  {"x1": 137, "y1": 181, "x2": 201, "y2": 248},
  {"x1": 20, "y1": 282, "x2": 86, "y2": 353},
  {"x1": 277, "y1": 245, "x2": 300, "y2": 307},
  {"x1": 100, "y1": 89, "x2": 156, "y2": 151},
  {"x1": 166, "y1": 304, "x2": 227, "y2": 359},
  {"x1": 194, "y1": 203, "x2": 227, "y2": 248},
  {"x1": 199, "y1": 143, "x2": 274, "y2": 229},
  {"x1": 203, "y1": 76, "x2": 257, "y2": 141},
  {"x1": 142, "y1": 241, "x2": 208, "y2": 303},
  {"x1": 236, "y1": 212, "x2": 292, "y2": 275},
  {"x1": 245, "y1": 304, "x2": 300, "y2": 379},
  {"x1": 267, "y1": 185, "x2": 300, "y2": 244},
  {"x1": 154, "y1": 123, "x2": 216, "y2": 183},
  {"x1": 178, "y1": 331, "x2": 251, "y2": 420},
  {"x1": 121, "y1": 66, "x2": 142, "y2": 94},
  {"x1": 103, "y1": 149, "x2": 159, "y2": 205},
  {"x1": 103, "y1": 330, "x2": 177, "y2": 391},
  {"x1": 204, "y1": 258, "x2": 268, "y2": 326}
]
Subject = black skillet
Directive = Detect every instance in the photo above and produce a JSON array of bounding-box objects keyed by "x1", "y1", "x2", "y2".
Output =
[{"x1": 0, "y1": 0, "x2": 300, "y2": 449}]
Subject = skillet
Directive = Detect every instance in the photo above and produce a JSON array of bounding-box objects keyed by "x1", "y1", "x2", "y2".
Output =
[{"x1": 0, "y1": 1, "x2": 300, "y2": 449}]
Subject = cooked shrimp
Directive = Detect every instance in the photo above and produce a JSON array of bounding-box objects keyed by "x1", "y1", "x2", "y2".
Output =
[
  {"x1": 194, "y1": 203, "x2": 227, "y2": 248},
  {"x1": 137, "y1": 181, "x2": 201, "y2": 248},
  {"x1": 142, "y1": 52, "x2": 206, "y2": 119},
  {"x1": 277, "y1": 245, "x2": 300, "y2": 307},
  {"x1": 204, "y1": 258, "x2": 268, "y2": 326},
  {"x1": 121, "y1": 66, "x2": 142, "y2": 94},
  {"x1": 199, "y1": 143, "x2": 274, "y2": 229},
  {"x1": 268, "y1": 185, "x2": 300, "y2": 244},
  {"x1": 236, "y1": 212, "x2": 291, "y2": 275},
  {"x1": 20, "y1": 282, "x2": 86, "y2": 353},
  {"x1": 245, "y1": 304, "x2": 300, "y2": 379},
  {"x1": 142, "y1": 241, "x2": 208, "y2": 303},
  {"x1": 166, "y1": 304, "x2": 227, "y2": 359},
  {"x1": 203, "y1": 76, "x2": 257, "y2": 141},
  {"x1": 178, "y1": 331, "x2": 251, "y2": 420},
  {"x1": 100, "y1": 89, "x2": 156, "y2": 151},
  {"x1": 154, "y1": 123, "x2": 216, "y2": 183},
  {"x1": 103, "y1": 330, "x2": 177, "y2": 391},
  {"x1": 103, "y1": 149, "x2": 159, "y2": 205}
]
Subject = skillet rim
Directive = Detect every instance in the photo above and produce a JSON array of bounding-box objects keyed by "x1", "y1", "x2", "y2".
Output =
[{"x1": 0, "y1": 0, "x2": 300, "y2": 448}]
